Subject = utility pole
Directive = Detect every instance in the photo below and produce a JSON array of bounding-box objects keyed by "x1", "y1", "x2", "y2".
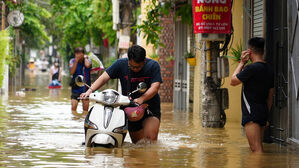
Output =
[
  {"x1": 192, "y1": 0, "x2": 231, "y2": 128},
  {"x1": 202, "y1": 41, "x2": 226, "y2": 128},
  {"x1": 120, "y1": 0, "x2": 132, "y2": 37},
  {"x1": 119, "y1": 0, "x2": 133, "y2": 56}
]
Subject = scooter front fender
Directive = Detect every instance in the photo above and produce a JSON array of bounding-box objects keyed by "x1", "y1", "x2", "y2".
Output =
[
  {"x1": 91, "y1": 134, "x2": 116, "y2": 146},
  {"x1": 85, "y1": 129, "x2": 125, "y2": 148}
]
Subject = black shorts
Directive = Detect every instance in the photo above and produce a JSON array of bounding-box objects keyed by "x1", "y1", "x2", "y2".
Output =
[
  {"x1": 242, "y1": 117, "x2": 267, "y2": 127},
  {"x1": 241, "y1": 104, "x2": 268, "y2": 127},
  {"x1": 128, "y1": 108, "x2": 161, "y2": 132},
  {"x1": 71, "y1": 92, "x2": 81, "y2": 102}
]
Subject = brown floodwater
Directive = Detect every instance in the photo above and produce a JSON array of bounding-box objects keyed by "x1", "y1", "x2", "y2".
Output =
[{"x1": 0, "y1": 71, "x2": 299, "y2": 167}]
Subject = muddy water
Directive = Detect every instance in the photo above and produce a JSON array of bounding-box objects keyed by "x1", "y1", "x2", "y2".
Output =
[{"x1": 0, "y1": 71, "x2": 299, "y2": 167}]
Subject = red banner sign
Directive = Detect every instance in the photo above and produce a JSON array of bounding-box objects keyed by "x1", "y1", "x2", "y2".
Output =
[{"x1": 192, "y1": 0, "x2": 232, "y2": 34}]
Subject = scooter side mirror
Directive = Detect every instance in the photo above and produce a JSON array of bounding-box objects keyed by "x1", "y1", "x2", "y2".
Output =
[
  {"x1": 137, "y1": 82, "x2": 147, "y2": 93},
  {"x1": 75, "y1": 75, "x2": 86, "y2": 87},
  {"x1": 129, "y1": 82, "x2": 147, "y2": 96}
]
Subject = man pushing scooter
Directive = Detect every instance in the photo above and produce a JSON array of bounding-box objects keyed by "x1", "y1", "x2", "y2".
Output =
[{"x1": 80, "y1": 45, "x2": 162, "y2": 144}]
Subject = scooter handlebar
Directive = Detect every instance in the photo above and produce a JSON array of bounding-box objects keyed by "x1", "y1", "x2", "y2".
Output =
[
  {"x1": 130, "y1": 101, "x2": 140, "y2": 107},
  {"x1": 77, "y1": 96, "x2": 89, "y2": 100}
]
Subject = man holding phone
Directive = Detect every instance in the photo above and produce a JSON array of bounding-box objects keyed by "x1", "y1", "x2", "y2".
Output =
[
  {"x1": 69, "y1": 47, "x2": 92, "y2": 115},
  {"x1": 230, "y1": 37, "x2": 274, "y2": 153}
]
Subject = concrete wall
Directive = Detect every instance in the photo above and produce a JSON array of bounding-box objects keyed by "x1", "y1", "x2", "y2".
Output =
[{"x1": 193, "y1": 40, "x2": 203, "y2": 116}]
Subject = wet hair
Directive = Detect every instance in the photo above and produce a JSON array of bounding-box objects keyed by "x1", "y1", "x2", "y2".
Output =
[
  {"x1": 74, "y1": 47, "x2": 85, "y2": 54},
  {"x1": 248, "y1": 37, "x2": 264, "y2": 55},
  {"x1": 127, "y1": 45, "x2": 146, "y2": 63}
]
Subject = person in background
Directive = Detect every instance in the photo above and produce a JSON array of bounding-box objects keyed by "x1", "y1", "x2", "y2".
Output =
[
  {"x1": 49, "y1": 58, "x2": 62, "y2": 86},
  {"x1": 230, "y1": 37, "x2": 274, "y2": 153},
  {"x1": 41, "y1": 58, "x2": 49, "y2": 72},
  {"x1": 69, "y1": 47, "x2": 92, "y2": 115},
  {"x1": 28, "y1": 58, "x2": 35, "y2": 73},
  {"x1": 80, "y1": 45, "x2": 162, "y2": 144}
]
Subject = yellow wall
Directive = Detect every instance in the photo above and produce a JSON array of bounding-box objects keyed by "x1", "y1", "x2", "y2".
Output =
[
  {"x1": 222, "y1": 0, "x2": 244, "y2": 122},
  {"x1": 141, "y1": 0, "x2": 244, "y2": 122},
  {"x1": 140, "y1": 0, "x2": 155, "y2": 57}
]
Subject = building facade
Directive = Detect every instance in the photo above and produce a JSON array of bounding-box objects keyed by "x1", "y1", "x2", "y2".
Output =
[
  {"x1": 224, "y1": 0, "x2": 299, "y2": 144},
  {"x1": 142, "y1": 0, "x2": 299, "y2": 145},
  {"x1": 141, "y1": 0, "x2": 195, "y2": 112}
]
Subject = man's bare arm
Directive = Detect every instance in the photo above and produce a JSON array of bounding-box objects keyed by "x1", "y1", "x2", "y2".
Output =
[
  {"x1": 84, "y1": 56, "x2": 92, "y2": 68},
  {"x1": 230, "y1": 50, "x2": 250, "y2": 86},
  {"x1": 133, "y1": 82, "x2": 161, "y2": 104},
  {"x1": 230, "y1": 62, "x2": 245, "y2": 86},
  {"x1": 80, "y1": 71, "x2": 111, "y2": 98}
]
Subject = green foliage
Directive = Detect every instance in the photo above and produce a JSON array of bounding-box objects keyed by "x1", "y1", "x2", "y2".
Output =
[
  {"x1": 135, "y1": 1, "x2": 192, "y2": 49},
  {"x1": 175, "y1": 4, "x2": 193, "y2": 25},
  {"x1": 223, "y1": 41, "x2": 243, "y2": 64},
  {"x1": 133, "y1": 1, "x2": 170, "y2": 49},
  {"x1": 149, "y1": 53, "x2": 159, "y2": 59},
  {"x1": 7, "y1": 1, "x2": 51, "y2": 49},
  {"x1": 6, "y1": 28, "x2": 19, "y2": 74},
  {"x1": 166, "y1": 55, "x2": 174, "y2": 61},
  {"x1": 91, "y1": 0, "x2": 116, "y2": 46},
  {"x1": 50, "y1": 0, "x2": 93, "y2": 49},
  {"x1": 0, "y1": 31, "x2": 10, "y2": 88},
  {"x1": 105, "y1": 56, "x2": 117, "y2": 68},
  {"x1": 4, "y1": 1, "x2": 50, "y2": 75},
  {"x1": 185, "y1": 52, "x2": 194, "y2": 58},
  {"x1": 49, "y1": 0, "x2": 116, "y2": 63}
]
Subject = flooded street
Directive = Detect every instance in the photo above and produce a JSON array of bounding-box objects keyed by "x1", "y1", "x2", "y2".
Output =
[{"x1": 0, "y1": 71, "x2": 299, "y2": 168}]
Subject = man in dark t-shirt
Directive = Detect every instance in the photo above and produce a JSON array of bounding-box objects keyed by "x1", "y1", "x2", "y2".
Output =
[
  {"x1": 230, "y1": 37, "x2": 274, "y2": 153},
  {"x1": 81, "y1": 45, "x2": 162, "y2": 144},
  {"x1": 69, "y1": 47, "x2": 92, "y2": 115}
]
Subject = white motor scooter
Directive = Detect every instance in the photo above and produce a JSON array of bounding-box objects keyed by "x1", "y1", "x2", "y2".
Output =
[{"x1": 75, "y1": 75, "x2": 147, "y2": 148}]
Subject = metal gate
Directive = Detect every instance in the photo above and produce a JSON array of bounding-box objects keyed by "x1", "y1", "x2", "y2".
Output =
[
  {"x1": 173, "y1": 21, "x2": 188, "y2": 111},
  {"x1": 289, "y1": 0, "x2": 299, "y2": 143},
  {"x1": 266, "y1": 0, "x2": 288, "y2": 143}
]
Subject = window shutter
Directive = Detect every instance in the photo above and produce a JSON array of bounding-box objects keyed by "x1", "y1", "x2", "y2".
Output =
[{"x1": 252, "y1": 0, "x2": 264, "y2": 37}]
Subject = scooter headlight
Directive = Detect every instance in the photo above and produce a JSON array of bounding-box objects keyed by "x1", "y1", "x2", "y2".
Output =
[
  {"x1": 112, "y1": 120, "x2": 128, "y2": 134},
  {"x1": 113, "y1": 126, "x2": 128, "y2": 134},
  {"x1": 84, "y1": 119, "x2": 98, "y2": 130},
  {"x1": 103, "y1": 90, "x2": 118, "y2": 105}
]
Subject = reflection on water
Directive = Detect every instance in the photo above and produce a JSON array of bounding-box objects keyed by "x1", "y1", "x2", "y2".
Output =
[{"x1": 0, "y1": 71, "x2": 299, "y2": 167}]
